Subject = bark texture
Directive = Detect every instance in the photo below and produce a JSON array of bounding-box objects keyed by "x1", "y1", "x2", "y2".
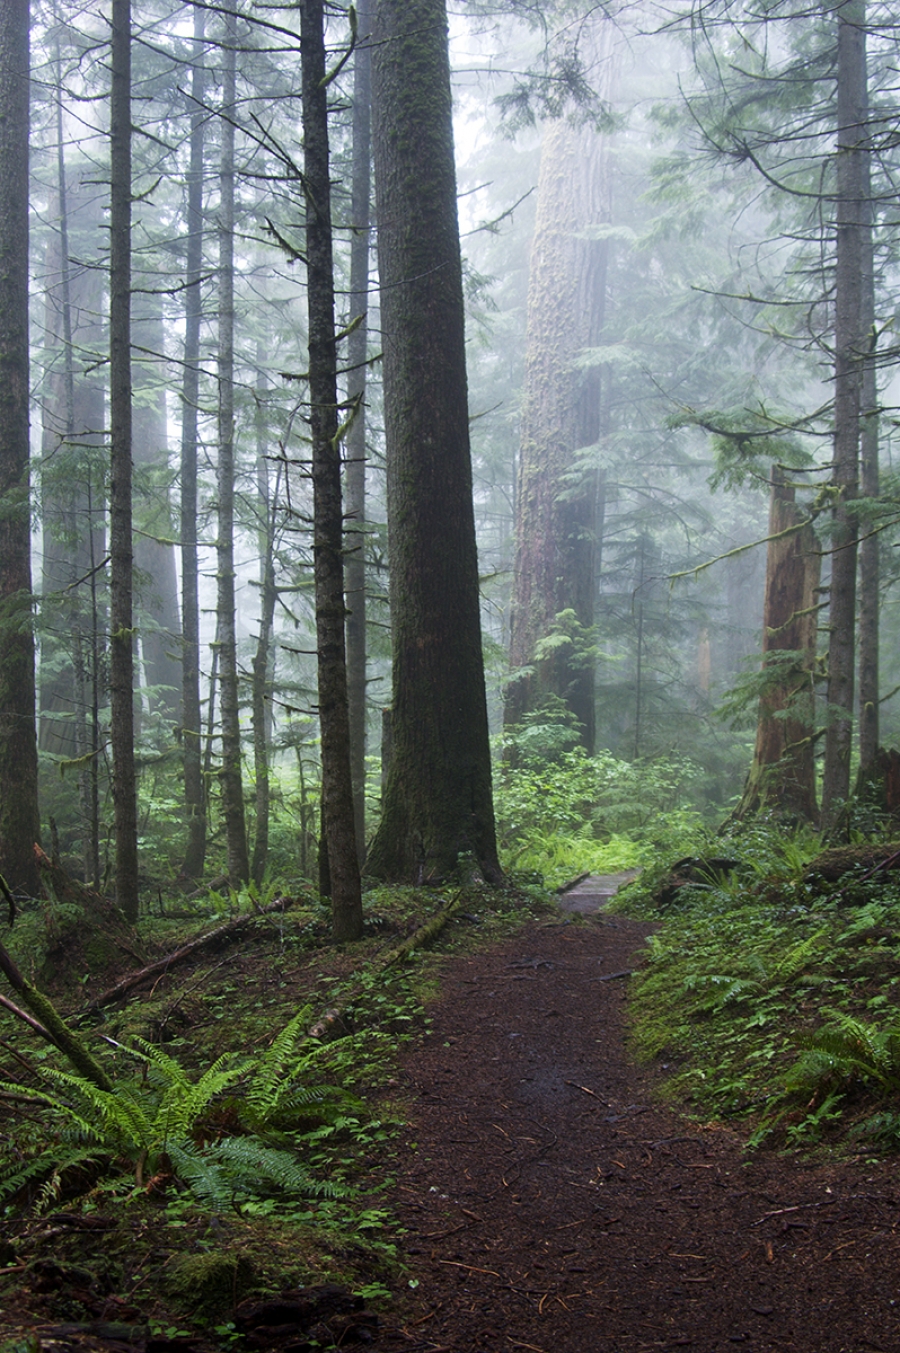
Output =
[
  {"x1": 109, "y1": 0, "x2": 139, "y2": 918},
  {"x1": 505, "y1": 55, "x2": 612, "y2": 751},
  {"x1": 345, "y1": 0, "x2": 373, "y2": 866},
  {"x1": 734, "y1": 469, "x2": 820, "y2": 823},
  {"x1": 822, "y1": 1, "x2": 867, "y2": 823},
  {"x1": 179, "y1": 8, "x2": 207, "y2": 879},
  {"x1": 0, "y1": 0, "x2": 40, "y2": 899},
  {"x1": 215, "y1": 13, "x2": 250, "y2": 887},
  {"x1": 300, "y1": 0, "x2": 363, "y2": 939},
  {"x1": 365, "y1": 0, "x2": 501, "y2": 885}
]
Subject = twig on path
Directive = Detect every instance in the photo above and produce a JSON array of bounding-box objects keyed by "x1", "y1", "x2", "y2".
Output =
[
  {"x1": 752, "y1": 1200, "x2": 835, "y2": 1226},
  {"x1": 565, "y1": 1080, "x2": 601, "y2": 1098},
  {"x1": 591, "y1": 969, "x2": 633, "y2": 982},
  {"x1": 438, "y1": 1259, "x2": 501, "y2": 1278}
]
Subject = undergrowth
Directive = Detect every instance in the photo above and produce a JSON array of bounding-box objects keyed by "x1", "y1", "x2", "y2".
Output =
[
  {"x1": 0, "y1": 874, "x2": 551, "y2": 1341},
  {"x1": 623, "y1": 823, "x2": 900, "y2": 1152}
]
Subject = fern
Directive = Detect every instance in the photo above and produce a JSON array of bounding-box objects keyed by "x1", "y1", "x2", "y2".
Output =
[
  {"x1": 0, "y1": 1143, "x2": 108, "y2": 1207},
  {"x1": 789, "y1": 1008, "x2": 900, "y2": 1096},
  {"x1": 166, "y1": 1137, "x2": 350, "y2": 1209}
]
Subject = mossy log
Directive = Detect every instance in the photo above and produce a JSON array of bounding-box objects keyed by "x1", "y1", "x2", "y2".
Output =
[
  {"x1": 85, "y1": 896, "x2": 297, "y2": 1013},
  {"x1": 801, "y1": 842, "x2": 900, "y2": 891},
  {"x1": 0, "y1": 938, "x2": 113, "y2": 1091}
]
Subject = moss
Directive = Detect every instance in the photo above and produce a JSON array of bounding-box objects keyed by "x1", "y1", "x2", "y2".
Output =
[{"x1": 165, "y1": 1250, "x2": 255, "y2": 1321}]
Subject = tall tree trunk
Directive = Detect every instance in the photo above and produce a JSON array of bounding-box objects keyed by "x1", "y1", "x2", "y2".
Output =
[
  {"x1": 0, "y1": 0, "x2": 40, "y2": 899},
  {"x1": 132, "y1": 296, "x2": 181, "y2": 724},
  {"x1": 365, "y1": 0, "x2": 501, "y2": 886},
  {"x1": 180, "y1": 6, "x2": 207, "y2": 879},
  {"x1": 299, "y1": 0, "x2": 363, "y2": 939},
  {"x1": 821, "y1": 0, "x2": 867, "y2": 823},
  {"x1": 734, "y1": 468, "x2": 820, "y2": 823},
  {"x1": 215, "y1": 9, "x2": 250, "y2": 887},
  {"x1": 505, "y1": 66, "x2": 612, "y2": 751},
  {"x1": 109, "y1": 0, "x2": 139, "y2": 918},
  {"x1": 40, "y1": 143, "x2": 105, "y2": 882},
  {"x1": 345, "y1": 0, "x2": 372, "y2": 866},
  {"x1": 856, "y1": 51, "x2": 878, "y2": 781},
  {"x1": 251, "y1": 376, "x2": 278, "y2": 886}
]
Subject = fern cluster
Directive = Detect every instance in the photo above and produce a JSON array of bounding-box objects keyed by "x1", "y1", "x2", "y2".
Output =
[{"x1": 0, "y1": 1009, "x2": 366, "y2": 1215}]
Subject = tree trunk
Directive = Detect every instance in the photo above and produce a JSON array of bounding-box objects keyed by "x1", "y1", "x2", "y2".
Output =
[
  {"x1": 505, "y1": 51, "x2": 612, "y2": 752},
  {"x1": 821, "y1": 1, "x2": 867, "y2": 823},
  {"x1": 132, "y1": 296, "x2": 181, "y2": 724},
  {"x1": 0, "y1": 0, "x2": 41, "y2": 899},
  {"x1": 300, "y1": 0, "x2": 363, "y2": 939},
  {"x1": 215, "y1": 10, "x2": 250, "y2": 887},
  {"x1": 345, "y1": 0, "x2": 372, "y2": 866},
  {"x1": 856, "y1": 45, "x2": 878, "y2": 782},
  {"x1": 734, "y1": 468, "x2": 820, "y2": 823},
  {"x1": 365, "y1": 0, "x2": 501, "y2": 886},
  {"x1": 179, "y1": 6, "x2": 207, "y2": 879},
  {"x1": 109, "y1": 0, "x2": 139, "y2": 919},
  {"x1": 251, "y1": 386, "x2": 279, "y2": 886}
]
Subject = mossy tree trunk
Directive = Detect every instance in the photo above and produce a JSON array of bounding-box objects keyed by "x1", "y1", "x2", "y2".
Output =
[
  {"x1": 0, "y1": 0, "x2": 40, "y2": 900},
  {"x1": 215, "y1": 10, "x2": 250, "y2": 888},
  {"x1": 734, "y1": 468, "x2": 820, "y2": 823},
  {"x1": 365, "y1": 0, "x2": 501, "y2": 885},
  {"x1": 821, "y1": 2, "x2": 868, "y2": 824},
  {"x1": 300, "y1": 0, "x2": 363, "y2": 939},
  {"x1": 109, "y1": 0, "x2": 139, "y2": 918},
  {"x1": 179, "y1": 7, "x2": 207, "y2": 880},
  {"x1": 344, "y1": 0, "x2": 372, "y2": 867}
]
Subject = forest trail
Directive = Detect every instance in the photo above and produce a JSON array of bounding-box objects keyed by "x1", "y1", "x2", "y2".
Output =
[{"x1": 376, "y1": 900, "x2": 900, "y2": 1353}]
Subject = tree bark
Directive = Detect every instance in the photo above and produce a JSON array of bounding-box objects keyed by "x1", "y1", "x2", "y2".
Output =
[
  {"x1": 734, "y1": 468, "x2": 820, "y2": 823},
  {"x1": 821, "y1": 1, "x2": 867, "y2": 823},
  {"x1": 365, "y1": 0, "x2": 501, "y2": 885},
  {"x1": 0, "y1": 0, "x2": 40, "y2": 900},
  {"x1": 132, "y1": 296, "x2": 181, "y2": 724},
  {"x1": 215, "y1": 10, "x2": 250, "y2": 887},
  {"x1": 179, "y1": 6, "x2": 207, "y2": 879},
  {"x1": 856, "y1": 41, "x2": 878, "y2": 781},
  {"x1": 345, "y1": 0, "x2": 373, "y2": 866},
  {"x1": 109, "y1": 0, "x2": 139, "y2": 918},
  {"x1": 300, "y1": 0, "x2": 363, "y2": 939},
  {"x1": 251, "y1": 379, "x2": 279, "y2": 886},
  {"x1": 505, "y1": 52, "x2": 612, "y2": 752}
]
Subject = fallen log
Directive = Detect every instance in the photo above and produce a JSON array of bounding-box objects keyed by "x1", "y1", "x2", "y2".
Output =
[{"x1": 84, "y1": 896, "x2": 297, "y2": 1013}]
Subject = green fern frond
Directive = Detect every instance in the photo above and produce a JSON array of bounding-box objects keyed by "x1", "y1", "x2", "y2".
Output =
[
  {"x1": 248, "y1": 1007, "x2": 314, "y2": 1107},
  {"x1": 0, "y1": 1145, "x2": 107, "y2": 1205}
]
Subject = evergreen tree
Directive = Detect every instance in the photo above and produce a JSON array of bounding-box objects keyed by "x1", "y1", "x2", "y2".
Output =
[
  {"x1": 365, "y1": 0, "x2": 502, "y2": 885},
  {"x1": 0, "y1": 0, "x2": 41, "y2": 900}
]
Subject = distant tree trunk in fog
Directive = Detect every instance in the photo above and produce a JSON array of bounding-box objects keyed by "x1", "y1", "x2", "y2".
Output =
[
  {"x1": 856, "y1": 52, "x2": 878, "y2": 784},
  {"x1": 180, "y1": 6, "x2": 206, "y2": 879},
  {"x1": 734, "y1": 468, "x2": 819, "y2": 823},
  {"x1": 0, "y1": 0, "x2": 41, "y2": 899},
  {"x1": 251, "y1": 377, "x2": 278, "y2": 887},
  {"x1": 365, "y1": 0, "x2": 501, "y2": 886},
  {"x1": 821, "y1": 2, "x2": 867, "y2": 825},
  {"x1": 109, "y1": 0, "x2": 139, "y2": 918},
  {"x1": 40, "y1": 163, "x2": 105, "y2": 884},
  {"x1": 345, "y1": 0, "x2": 372, "y2": 866},
  {"x1": 132, "y1": 297, "x2": 181, "y2": 725},
  {"x1": 506, "y1": 62, "x2": 612, "y2": 752},
  {"x1": 300, "y1": 0, "x2": 362, "y2": 938},
  {"x1": 215, "y1": 13, "x2": 250, "y2": 887}
]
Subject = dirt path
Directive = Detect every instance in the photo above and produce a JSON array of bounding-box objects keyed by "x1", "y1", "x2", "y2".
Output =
[{"x1": 376, "y1": 906, "x2": 900, "y2": 1353}]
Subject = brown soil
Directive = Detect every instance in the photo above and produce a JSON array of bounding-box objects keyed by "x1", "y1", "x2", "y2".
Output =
[{"x1": 376, "y1": 911, "x2": 900, "y2": 1353}]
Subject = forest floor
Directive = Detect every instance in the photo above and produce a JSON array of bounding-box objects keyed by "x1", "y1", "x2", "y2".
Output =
[
  {"x1": 373, "y1": 891, "x2": 900, "y2": 1353},
  {"x1": 3, "y1": 881, "x2": 900, "y2": 1352}
]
